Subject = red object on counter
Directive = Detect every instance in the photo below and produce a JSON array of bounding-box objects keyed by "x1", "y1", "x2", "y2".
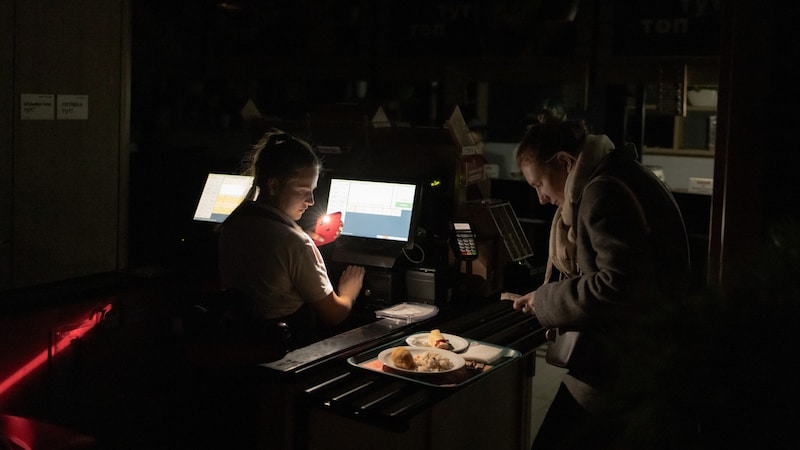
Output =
[{"x1": 0, "y1": 414, "x2": 96, "y2": 449}]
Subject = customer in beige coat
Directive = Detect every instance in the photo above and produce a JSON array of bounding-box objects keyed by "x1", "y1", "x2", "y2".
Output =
[{"x1": 512, "y1": 120, "x2": 691, "y2": 449}]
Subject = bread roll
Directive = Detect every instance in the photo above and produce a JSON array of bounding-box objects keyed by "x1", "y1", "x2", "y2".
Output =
[
  {"x1": 428, "y1": 329, "x2": 453, "y2": 350},
  {"x1": 391, "y1": 347, "x2": 416, "y2": 370}
]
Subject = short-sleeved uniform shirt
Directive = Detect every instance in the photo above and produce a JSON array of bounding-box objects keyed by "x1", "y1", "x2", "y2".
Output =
[{"x1": 218, "y1": 201, "x2": 334, "y2": 320}]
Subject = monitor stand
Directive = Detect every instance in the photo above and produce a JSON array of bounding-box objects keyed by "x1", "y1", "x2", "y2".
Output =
[{"x1": 331, "y1": 242, "x2": 403, "y2": 268}]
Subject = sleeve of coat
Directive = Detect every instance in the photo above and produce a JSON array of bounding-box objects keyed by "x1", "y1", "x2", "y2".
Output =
[{"x1": 534, "y1": 177, "x2": 652, "y2": 330}]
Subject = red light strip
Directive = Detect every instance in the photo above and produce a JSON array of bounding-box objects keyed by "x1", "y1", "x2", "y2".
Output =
[{"x1": 0, "y1": 304, "x2": 112, "y2": 397}]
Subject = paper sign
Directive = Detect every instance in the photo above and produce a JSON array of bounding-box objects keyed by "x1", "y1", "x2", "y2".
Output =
[
  {"x1": 20, "y1": 94, "x2": 55, "y2": 120},
  {"x1": 57, "y1": 94, "x2": 89, "y2": 120},
  {"x1": 688, "y1": 177, "x2": 713, "y2": 195}
]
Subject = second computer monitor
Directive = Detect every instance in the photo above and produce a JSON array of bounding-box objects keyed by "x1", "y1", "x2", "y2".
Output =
[{"x1": 326, "y1": 176, "x2": 421, "y2": 251}]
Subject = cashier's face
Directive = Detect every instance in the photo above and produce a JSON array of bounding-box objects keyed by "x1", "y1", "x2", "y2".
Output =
[
  {"x1": 519, "y1": 154, "x2": 572, "y2": 207},
  {"x1": 266, "y1": 166, "x2": 319, "y2": 221}
]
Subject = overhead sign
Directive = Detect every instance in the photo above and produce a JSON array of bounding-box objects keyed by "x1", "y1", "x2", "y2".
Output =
[{"x1": 613, "y1": 0, "x2": 721, "y2": 56}]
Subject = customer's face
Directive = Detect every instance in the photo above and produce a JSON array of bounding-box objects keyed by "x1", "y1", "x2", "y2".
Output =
[
  {"x1": 271, "y1": 166, "x2": 319, "y2": 221},
  {"x1": 520, "y1": 159, "x2": 567, "y2": 207}
]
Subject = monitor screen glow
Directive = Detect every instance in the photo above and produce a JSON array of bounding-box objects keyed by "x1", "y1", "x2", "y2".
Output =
[
  {"x1": 193, "y1": 173, "x2": 253, "y2": 223},
  {"x1": 326, "y1": 177, "x2": 419, "y2": 247}
]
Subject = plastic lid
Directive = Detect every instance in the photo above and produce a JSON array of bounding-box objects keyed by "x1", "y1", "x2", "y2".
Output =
[{"x1": 375, "y1": 302, "x2": 439, "y2": 322}]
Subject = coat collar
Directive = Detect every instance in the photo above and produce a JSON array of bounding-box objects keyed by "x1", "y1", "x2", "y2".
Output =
[
  {"x1": 562, "y1": 134, "x2": 615, "y2": 227},
  {"x1": 545, "y1": 134, "x2": 615, "y2": 279}
]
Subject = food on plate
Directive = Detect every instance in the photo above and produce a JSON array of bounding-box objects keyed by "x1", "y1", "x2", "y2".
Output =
[
  {"x1": 391, "y1": 347, "x2": 416, "y2": 370},
  {"x1": 428, "y1": 329, "x2": 453, "y2": 350},
  {"x1": 382, "y1": 347, "x2": 461, "y2": 373},
  {"x1": 414, "y1": 351, "x2": 454, "y2": 372}
]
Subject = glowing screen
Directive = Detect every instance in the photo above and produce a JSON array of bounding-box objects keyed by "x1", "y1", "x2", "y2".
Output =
[
  {"x1": 326, "y1": 178, "x2": 417, "y2": 243},
  {"x1": 193, "y1": 173, "x2": 253, "y2": 222}
]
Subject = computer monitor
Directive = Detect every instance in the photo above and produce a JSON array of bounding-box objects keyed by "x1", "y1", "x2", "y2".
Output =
[
  {"x1": 193, "y1": 173, "x2": 253, "y2": 223},
  {"x1": 325, "y1": 176, "x2": 421, "y2": 254}
]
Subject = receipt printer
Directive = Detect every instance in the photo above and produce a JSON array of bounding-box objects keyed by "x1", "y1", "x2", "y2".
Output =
[{"x1": 406, "y1": 267, "x2": 450, "y2": 305}]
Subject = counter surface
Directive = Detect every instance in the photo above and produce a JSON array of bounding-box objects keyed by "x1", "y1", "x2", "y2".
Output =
[{"x1": 259, "y1": 299, "x2": 547, "y2": 434}]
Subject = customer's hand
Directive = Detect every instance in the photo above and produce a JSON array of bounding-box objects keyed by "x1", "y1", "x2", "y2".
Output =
[{"x1": 512, "y1": 291, "x2": 536, "y2": 315}]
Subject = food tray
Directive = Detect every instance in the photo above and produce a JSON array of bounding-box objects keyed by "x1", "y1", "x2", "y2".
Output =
[{"x1": 346, "y1": 337, "x2": 521, "y2": 388}]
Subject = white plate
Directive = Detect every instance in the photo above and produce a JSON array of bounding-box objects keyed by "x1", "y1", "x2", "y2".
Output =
[
  {"x1": 378, "y1": 346, "x2": 465, "y2": 374},
  {"x1": 405, "y1": 332, "x2": 470, "y2": 353}
]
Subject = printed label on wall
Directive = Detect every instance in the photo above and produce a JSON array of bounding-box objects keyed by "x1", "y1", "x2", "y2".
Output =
[
  {"x1": 20, "y1": 94, "x2": 55, "y2": 120},
  {"x1": 57, "y1": 95, "x2": 89, "y2": 120}
]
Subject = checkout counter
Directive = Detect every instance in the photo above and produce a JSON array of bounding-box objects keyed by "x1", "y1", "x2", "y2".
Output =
[
  {"x1": 180, "y1": 106, "x2": 549, "y2": 449},
  {"x1": 242, "y1": 108, "x2": 546, "y2": 449},
  {"x1": 245, "y1": 298, "x2": 547, "y2": 450}
]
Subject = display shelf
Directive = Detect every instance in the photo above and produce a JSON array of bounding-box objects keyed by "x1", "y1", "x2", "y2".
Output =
[
  {"x1": 643, "y1": 147, "x2": 713, "y2": 157},
  {"x1": 630, "y1": 86, "x2": 717, "y2": 158}
]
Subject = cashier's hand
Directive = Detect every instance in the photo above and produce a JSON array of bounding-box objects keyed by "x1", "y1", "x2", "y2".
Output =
[
  {"x1": 306, "y1": 221, "x2": 345, "y2": 246},
  {"x1": 512, "y1": 291, "x2": 536, "y2": 315},
  {"x1": 306, "y1": 230, "x2": 324, "y2": 244},
  {"x1": 338, "y1": 265, "x2": 365, "y2": 303}
]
